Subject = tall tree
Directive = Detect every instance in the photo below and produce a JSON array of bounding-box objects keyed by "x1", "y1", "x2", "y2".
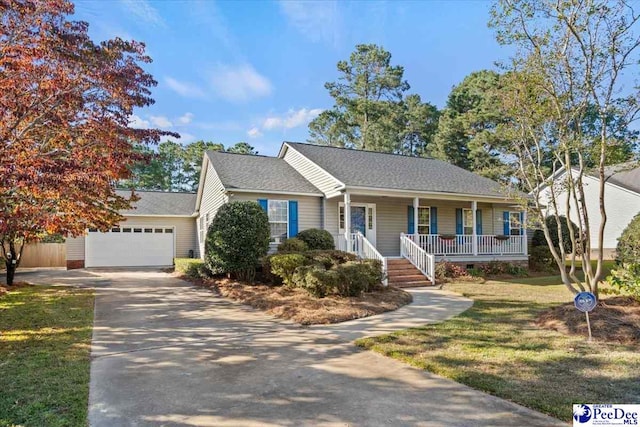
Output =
[
  {"x1": 491, "y1": 0, "x2": 640, "y2": 297},
  {"x1": 399, "y1": 94, "x2": 440, "y2": 157},
  {"x1": 430, "y1": 70, "x2": 510, "y2": 181},
  {"x1": 0, "y1": 0, "x2": 173, "y2": 284},
  {"x1": 309, "y1": 44, "x2": 438, "y2": 153},
  {"x1": 226, "y1": 142, "x2": 258, "y2": 155}
]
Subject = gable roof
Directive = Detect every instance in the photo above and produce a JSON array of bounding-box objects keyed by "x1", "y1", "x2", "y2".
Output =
[
  {"x1": 206, "y1": 151, "x2": 322, "y2": 195},
  {"x1": 283, "y1": 142, "x2": 506, "y2": 198},
  {"x1": 602, "y1": 162, "x2": 640, "y2": 195},
  {"x1": 116, "y1": 190, "x2": 197, "y2": 216}
]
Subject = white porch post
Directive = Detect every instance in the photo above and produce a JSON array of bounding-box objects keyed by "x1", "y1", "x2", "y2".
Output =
[
  {"x1": 523, "y1": 209, "x2": 528, "y2": 256},
  {"x1": 472, "y1": 200, "x2": 478, "y2": 256},
  {"x1": 344, "y1": 192, "x2": 351, "y2": 250},
  {"x1": 413, "y1": 197, "x2": 419, "y2": 242}
]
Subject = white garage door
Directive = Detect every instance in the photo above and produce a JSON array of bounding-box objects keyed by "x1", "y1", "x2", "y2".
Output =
[{"x1": 85, "y1": 226, "x2": 175, "y2": 267}]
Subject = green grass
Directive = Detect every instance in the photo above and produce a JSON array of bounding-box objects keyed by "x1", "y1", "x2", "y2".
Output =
[
  {"x1": 356, "y1": 273, "x2": 640, "y2": 422},
  {"x1": 0, "y1": 286, "x2": 94, "y2": 427}
]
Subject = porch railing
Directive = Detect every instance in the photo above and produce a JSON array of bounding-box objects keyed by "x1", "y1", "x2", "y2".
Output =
[
  {"x1": 411, "y1": 234, "x2": 526, "y2": 256},
  {"x1": 400, "y1": 233, "x2": 435, "y2": 285},
  {"x1": 336, "y1": 232, "x2": 388, "y2": 286}
]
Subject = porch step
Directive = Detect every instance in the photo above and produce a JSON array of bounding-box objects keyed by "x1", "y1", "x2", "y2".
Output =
[{"x1": 386, "y1": 258, "x2": 433, "y2": 288}]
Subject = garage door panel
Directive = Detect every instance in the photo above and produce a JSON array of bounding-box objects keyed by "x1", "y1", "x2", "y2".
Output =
[{"x1": 85, "y1": 228, "x2": 174, "y2": 267}]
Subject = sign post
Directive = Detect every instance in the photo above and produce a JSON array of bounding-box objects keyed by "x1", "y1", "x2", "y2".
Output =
[{"x1": 574, "y1": 292, "x2": 597, "y2": 342}]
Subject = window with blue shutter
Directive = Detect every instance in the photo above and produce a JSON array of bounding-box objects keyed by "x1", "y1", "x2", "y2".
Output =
[
  {"x1": 258, "y1": 199, "x2": 268, "y2": 211},
  {"x1": 476, "y1": 209, "x2": 482, "y2": 235},
  {"x1": 456, "y1": 209, "x2": 463, "y2": 235},
  {"x1": 407, "y1": 206, "x2": 415, "y2": 234},
  {"x1": 288, "y1": 200, "x2": 298, "y2": 237}
]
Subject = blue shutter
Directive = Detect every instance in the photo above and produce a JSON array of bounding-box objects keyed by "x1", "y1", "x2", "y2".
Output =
[
  {"x1": 407, "y1": 206, "x2": 415, "y2": 234},
  {"x1": 476, "y1": 209, "x2": 483, "y2": 235},
  {"x1": 288, "y1": 200, "x2": 298, "y2": 238},
  {"x1": 503, "y1": 211, "x2": 510, "y2": 235},
  {"x1": 455, "y1": 208, "x2": 463, "y2": 235},
  {"x1": 258, "y1": 199, "x2": 268, "y2": 211},
  {"x1": 430, "y1": 207, "x2": 438, "y2": 234},
  {"x1": 519, "y1": 211, "x2": 524, "y2": 236}
]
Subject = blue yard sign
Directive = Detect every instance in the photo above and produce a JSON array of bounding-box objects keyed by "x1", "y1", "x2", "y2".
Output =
[{"x1": 574, "y1": 292, "x2": 597, "y2": 313}]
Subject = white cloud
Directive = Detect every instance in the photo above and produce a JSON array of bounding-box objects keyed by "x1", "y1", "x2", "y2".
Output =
[
  {"x1": 247, "y1": 127, "x2": 263, "y2": 138},
  {"x1": 279, "y1": 0, "x2": 340, "y2": 45},
  {"x1": 120, "y1": 0, "x2": 166, "y2": 27},
  {"x1": 164, "y1": 77, "x2": 206, "y2": 99},
  {"x1": 210, "y1": 64, "x2": 272, "y2": 102},
  {"x1": 129, "y1": 114, "x2": 149, "y2": 129},
  {"x1": 177, "y1": 112, "x2": 194, "y2": 125},
  {"x1": 178, "y1": 132, "x2": 196, "y2": 143},
  {"x1": 262, "y1": 108, "x2": 323, "y2": 130},
  {"x1": 150, "y1": 115, "x2": 173, "y2": 128}
]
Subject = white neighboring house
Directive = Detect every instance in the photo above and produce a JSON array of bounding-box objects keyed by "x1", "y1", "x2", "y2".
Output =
[{"x1": 536, "y1": 163, "x2": 640, "y2": 259}]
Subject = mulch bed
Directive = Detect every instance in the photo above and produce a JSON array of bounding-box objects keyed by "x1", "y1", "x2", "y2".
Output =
[
  {"x1": 536, "y1": 296, "x2": 640, "y2": 344},
  {"x1": 189, "y1": 277, "x2": 413, "y2": 325},
  {"x1": 0, "y1": 282, "x2": 32, "y2": 297}
]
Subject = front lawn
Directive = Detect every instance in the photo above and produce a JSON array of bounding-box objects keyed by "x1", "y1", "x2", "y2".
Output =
[
  {"x1": 0, "y1": 285, "x2": 94, "y2": 427},
  {"x1": 356, "y1": 273, "x2": 640, "y2": 422}
]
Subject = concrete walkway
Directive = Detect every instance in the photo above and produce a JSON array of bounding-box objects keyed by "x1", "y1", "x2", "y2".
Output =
[{"x1": 18, "y1": 268, "x2": 564, "y2": 426}]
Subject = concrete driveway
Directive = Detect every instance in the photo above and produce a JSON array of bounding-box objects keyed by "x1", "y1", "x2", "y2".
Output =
[{"x1": 26, "y1": 269, "x2": 563, "y2": 426}]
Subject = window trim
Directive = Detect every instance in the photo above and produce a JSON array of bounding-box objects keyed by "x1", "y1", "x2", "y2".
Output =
[
  {"x1": 417, "y1": 206, "x2": 431, "y2": 235},
  {"x1": 267, "y1": 199, "x2": 289, "y2": 244},
  {"x1": 509, "y1": 211, "x2": 522, "y2": 236},
  {"x1": 462, "y1": 208, "x2": 474, "y2": 236}
]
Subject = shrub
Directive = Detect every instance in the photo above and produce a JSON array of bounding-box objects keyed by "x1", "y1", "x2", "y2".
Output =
[
  {"x1": 260, "y1": 255, "x2": 282, "y2": 285},
  {"x1": 296, "y1": 228, "x2": 335, "y2": 250},
  {"x1": 467, "y1": 268, "x2": 485, "y2": 278},
  {"x1": 269, "y1": 253, "x2": 307, "y2": 286},
  {"x1": 304, "y1": 250, "x2": 357, "y2": 268},
  {"x1": 293, "y1": 265, "x2": 339, "y2": 298},
  {"x1": 435, "y1": 262, "x2": 468, "y2": 280},
  {"x1": 529, "y1": 245, "x2": 555, "y2": 271},
  {"x1": 606, "y1": 264, "x2": 640, "y2": 302},
  {"x1": 531, "y1": 215, "x2": 582, "y2": 255},
  {"x1": 174, "y1": 258, "x2": 207, "y2": 278},
  {"x1": 335, "y1": 261, "x2": 383, "y2": 297},
  {"x1": 616, "y1": 213, "x2": 640, "y2": 265},
  {"x1": 277, "y1": 237, "x2": 308, "y2": 253},
  {"x1": 205, "y1": 201, "x2": 270, "y2": 281}
]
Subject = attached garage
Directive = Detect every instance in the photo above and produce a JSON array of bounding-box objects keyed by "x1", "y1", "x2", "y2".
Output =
[
  {"x1": 65, "y1": 191, "x2": 198, "y2": 269},
  {"x1": 85, "y1": 226, "x2": 175, "y2": 267}
]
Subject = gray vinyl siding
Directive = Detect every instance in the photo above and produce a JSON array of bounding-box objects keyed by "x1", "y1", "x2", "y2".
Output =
[
  {"x1": 229, "y1": 193, "x2": 323, "y2": 232},
  {"x1": 197, "y1": 163, "x2": 228, "y2": 257},
  {"x1": 64, "y1": 216, "x2": 197, "y2": 261},
  {"x1": 326, "y1": 196, "x2": 516, "y2": 256},
  {"x1": 282, "y1": 146, "x2": 341, "y2": 196}
]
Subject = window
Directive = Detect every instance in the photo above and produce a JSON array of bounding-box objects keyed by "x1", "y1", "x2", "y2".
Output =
[
  {"x1": 155, "y1": 228, "x2": 164, "y2": 233},
  {"x1": 268, "y1": 200, "x2": 288, "y2": 243},
  {"x1": 509, "y1": 212, "x2": 522, "y2": 236},
  {"x1": 463, "y1": 209, "x2": 473, "y2": 235},
  {"x1": 339, "y1": 206, "x2": 345, "y2": 229},
  {"x1": 164, "y1": 228, "x2": 173, "y2": 234},
  {"x1": 368, "y1": 207, "x2": 374, "y2": 230},
  {"x1": 199, "y1": 216, "x2": 205, "y2": 242},
  {"x1": 111, "y1": 227, "x2": 120, "y2": 233},
  {"x1": 122, "y1": 227, "x2": 132, "y2": 233},
  {"x1": 417, "y1": 207, "x2": 430, "y2": 234},
  {"x1": 144, "y1": 228, "x2": 152, "y2": 233},
  {"x1": 88, "y1": 228, "x2": 97, "y2": 233}
]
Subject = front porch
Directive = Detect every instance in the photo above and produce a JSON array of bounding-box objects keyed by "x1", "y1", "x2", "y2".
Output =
[{"x1": 330, "y1": 191, "x2": 528, "y2": 285}]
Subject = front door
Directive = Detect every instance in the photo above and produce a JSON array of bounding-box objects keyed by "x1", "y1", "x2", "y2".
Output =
[
  {"x1": 339, "y1": 202, "x2": 376, "y2": 247},
  {"x1": 350, "y1": 206, "x2": 367, "y2": 235}
]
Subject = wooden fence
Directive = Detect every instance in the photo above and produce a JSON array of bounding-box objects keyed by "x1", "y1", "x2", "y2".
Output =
[{"x1": 17, "y1": 243, "x2": 66, "y2": 268}]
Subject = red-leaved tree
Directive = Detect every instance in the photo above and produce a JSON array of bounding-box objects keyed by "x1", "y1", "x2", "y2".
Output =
[{"x1": 0, "y1": 0, "x2": 176, "y2": 284}]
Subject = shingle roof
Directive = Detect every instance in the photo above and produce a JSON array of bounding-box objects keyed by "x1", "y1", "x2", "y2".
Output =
[
  {"x1": 206, "y1": 151, "x2": 322, "y2": 195},
  {"x1": 285, "y1": 142, "x2": 507, "y2": 198},
  {"x1": 116, "y1": 190, "x2": 196, "y2": 216},
  {"x1": 603, "y1": 162, "x2": 640, "y2": 194}
]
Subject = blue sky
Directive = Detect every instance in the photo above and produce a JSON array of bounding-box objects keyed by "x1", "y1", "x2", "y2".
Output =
[{"x1": 74, "y1": 0, "x2": 509, "y2": 156}]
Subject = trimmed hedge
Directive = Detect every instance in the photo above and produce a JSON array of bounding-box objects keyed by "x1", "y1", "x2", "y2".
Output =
[
  {"x1": 174, "y1": 258, "x2": 209, "y2": 278},
  {"x1": 277, "y1": 238, "x2": 308, "y2": 253},
  {"x1": 269, "y1": 253, "x2": 307, "y2": 286},
  {"x1": 205, "y1": 201, "x2": 270, "y2": 281},
  {"x1": 616, "y1": 213, "x2": 640, "y2": 265},
  {"x1": 296, "y1": 228, "x2": 335, "y2": 250}
]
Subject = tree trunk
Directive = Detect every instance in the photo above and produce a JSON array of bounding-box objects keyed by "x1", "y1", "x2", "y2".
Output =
[{"x1": 5, "y1": 261, "x2": 16, "y2": 286}]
